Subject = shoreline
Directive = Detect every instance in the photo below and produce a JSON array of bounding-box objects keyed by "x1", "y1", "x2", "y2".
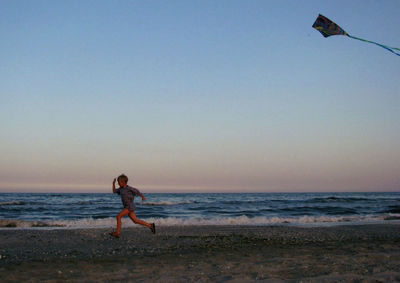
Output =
[
  {"x1": 1, "y1": 217, "x2": 399, "y2": 230},
  {"x1": 1, "y1": 223, "x2": 400, "y2": 282}
]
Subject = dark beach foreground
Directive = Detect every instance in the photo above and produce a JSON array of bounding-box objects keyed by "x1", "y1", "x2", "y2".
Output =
[{"x1": 1, "y1": 224, "x2": 400, "y2": 282}]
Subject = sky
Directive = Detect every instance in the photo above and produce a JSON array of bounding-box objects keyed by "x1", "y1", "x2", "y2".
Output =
[{"x1": 1, "y1": 0, "x2": 399, "y2": 193}]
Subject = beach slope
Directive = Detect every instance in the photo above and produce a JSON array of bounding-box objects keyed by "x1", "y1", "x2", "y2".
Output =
[{"x1": 1, "y1": 224, "x2": 400, "y2": 282}]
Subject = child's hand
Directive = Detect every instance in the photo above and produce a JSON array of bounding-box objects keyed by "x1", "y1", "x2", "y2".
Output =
[{"x1": 113, "y1": 178, "x2": 116, "y2": 185}]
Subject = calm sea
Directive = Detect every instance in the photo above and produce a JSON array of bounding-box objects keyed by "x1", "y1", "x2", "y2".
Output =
[{"x1": 1, "y1": 192, "x2": 399, "y2": 228}]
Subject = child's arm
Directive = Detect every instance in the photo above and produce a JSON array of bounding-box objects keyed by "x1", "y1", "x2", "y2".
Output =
[
  {"x1": 132, "y1": 188, "x2": 146, "y2": 201},
  {"x1": 137, "y1": 191, "x2": 146, "y2": 201},
  {"x1": 112, "y1": 178, "x2": 116, "y2": 193}
]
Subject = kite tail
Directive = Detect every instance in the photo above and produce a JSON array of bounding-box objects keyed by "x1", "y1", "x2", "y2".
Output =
[{"x1": 348, "y1": 35, "x2": 400, "y2": 57}]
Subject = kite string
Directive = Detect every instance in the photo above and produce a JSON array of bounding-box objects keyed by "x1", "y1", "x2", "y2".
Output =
[
  {"x1": 348, "y1": 35, "x2": 400, "y2": 51},
  {"x1": 348, "y1": 35, "x2": 400, "y2": 57}
]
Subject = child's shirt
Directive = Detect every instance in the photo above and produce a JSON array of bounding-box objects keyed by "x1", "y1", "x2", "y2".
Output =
[{"x1": 115, "y1": 185, "x2": 142, "y2": 211}]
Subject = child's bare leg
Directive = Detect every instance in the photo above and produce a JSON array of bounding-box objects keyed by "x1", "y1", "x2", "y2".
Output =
[
  {"x1": 129, "y1": 211, "x2": 152, "y2": 228},
  {"x1": 115, "y1": 209, "x2": 130, "y2": 235}
]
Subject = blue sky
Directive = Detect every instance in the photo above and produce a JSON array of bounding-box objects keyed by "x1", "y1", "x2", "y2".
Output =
[{"x1": 1, "y1": 0, "x2": 399, "y2": 192}]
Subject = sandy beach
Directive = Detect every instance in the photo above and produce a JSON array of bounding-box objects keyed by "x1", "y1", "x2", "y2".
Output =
[{"x1": 1, "y1": 224, "x2": 400, "y2": 282}]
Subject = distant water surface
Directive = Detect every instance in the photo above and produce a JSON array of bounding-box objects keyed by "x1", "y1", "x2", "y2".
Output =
[{"x1": 0, "y1": 192, "x2": 399, "y2": 228}]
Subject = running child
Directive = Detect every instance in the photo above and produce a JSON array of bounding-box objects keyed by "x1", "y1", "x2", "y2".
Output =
[{"x1": 109, "y1": 174, "x2": 155, "y2": 238}]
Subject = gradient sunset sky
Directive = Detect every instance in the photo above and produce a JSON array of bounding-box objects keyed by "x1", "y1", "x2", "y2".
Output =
[{"x1": 1, "y1": 0, "x2": 399, "y2": 193}]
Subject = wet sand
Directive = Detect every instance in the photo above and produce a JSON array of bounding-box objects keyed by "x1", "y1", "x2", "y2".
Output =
[{"x1": 1, "y1": 224, "x2": 400, "y2": 282}]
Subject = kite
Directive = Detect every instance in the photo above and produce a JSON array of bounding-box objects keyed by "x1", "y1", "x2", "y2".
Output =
[{"x1": 312, "y1": 14, "x2": 400, "y2": 57}]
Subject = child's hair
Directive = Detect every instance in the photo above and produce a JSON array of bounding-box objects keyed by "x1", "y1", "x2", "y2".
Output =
[{"x1": 117, "y1": 174, "x2": 128, "y2": 183}]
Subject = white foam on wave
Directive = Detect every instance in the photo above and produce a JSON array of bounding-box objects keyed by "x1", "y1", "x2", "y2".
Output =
[
  {"x1": 143, "y1": 215, "x2": 389, "y2": 226},
  {"x1": 2, "y1": 214, "x2": 399, "y2": 229}
]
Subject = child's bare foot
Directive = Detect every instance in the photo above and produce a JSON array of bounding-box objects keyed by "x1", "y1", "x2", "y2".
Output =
[
  {"x1": 109, "y1": 231, "x2": 120, "y2": 238},
  {"x1": 150, "y1": 223, "x2": 156, "y2": 234}
]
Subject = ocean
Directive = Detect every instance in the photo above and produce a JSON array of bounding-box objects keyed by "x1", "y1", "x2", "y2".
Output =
[{"x1": 1, "y1": 192, "x2": 399, "y2": 228}]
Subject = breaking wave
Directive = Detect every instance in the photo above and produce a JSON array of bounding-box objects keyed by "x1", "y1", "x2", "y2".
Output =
[{"x1": 1, "y1": 214, "x2": 399, "y2": 229}]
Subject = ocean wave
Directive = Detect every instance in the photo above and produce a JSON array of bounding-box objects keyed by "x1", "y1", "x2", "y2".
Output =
[
  {"x1": 139, "y1": 200, "x2": 193, "y2": 206},
  {"x1": 0, "y1": 201, "x2": 51, "y2": 207},
  {"x1": 306, "y1": 196, "x2": 372, "y2": 203},
  {"x1": 145, "y1": 215, "x2": 387, "y2": 226},
  {"x1": 278, "y1": 206, "x2": 358, "y2": 214},
  {"x1": 384, "y1": 206, "x2": 400, "y2": 214},
  {"x1": 0, "y1": 201, "x2": 25, "y2": 206},
  {"x1": 2, "y1": 214, "x2": 398, "y2": 229},
  {"x1": 75, "y1": 201, "x2": 96, "y2": 205}
]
